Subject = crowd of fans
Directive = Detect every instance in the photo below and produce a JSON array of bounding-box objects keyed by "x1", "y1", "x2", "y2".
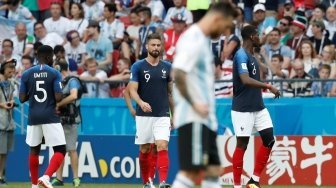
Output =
[{"x1": 1, "y1": 0, "x2": 336, "y2": 98}]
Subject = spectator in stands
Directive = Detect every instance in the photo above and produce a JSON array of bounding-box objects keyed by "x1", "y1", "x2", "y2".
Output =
[
  {"x1": 1, "y1": 39, "x2": 19, "y2": 70},
  {"x1": 11, "y1": 23, "x2": 35, "y2": 59},
  {"x1": 293, "y1": 40, "x2": 320, "y2": 78},
  {"x1": 163, "y1": 13, "x2": 186, "y2": 62},
  {"x1": 82, "y1": 0, "x2": 105, "y2": 21},
  {"x1": 33, "y1": 22, "x2": 65, "y2": 48},
  {"x1": 68, "y1": 3, "x2": 89, "y2": 38},
  {"x1": 80, "y1": 57, "x2": 110, "y2": 98},
  {"x1": 277, "y1": 16, "x2": 293, "y2": 45},
  {"x1": 64, "y1": 30, "x2": 86, "y2": 74},
  {"x1": 222, "y1": 25, "x2": 241, "y2": 62},
  {"x1": 137, "y1": 6, "x2": 157, "y2": 60},
  {"x1": 210, "y1": 35, "x2": 224, "y2": 61},
  {"x1": 309, "y1": 20, "x2": 331, "y2": 55},
  {"x1": 282, "y1": 0, "x2": 295, "y2": 18},
  {"x1": 264, "y1": 54, "x2": 289, "y2": 97},
  {"x1": 306, "y1": 4, "x2": 327, "y2": 38},
  {"x1": 7, "y1": 0, "x2": 35, "y2": 21},
  {"x1": 54, "y1": 45, "x2": 68, "y2": 68},
  {"x1": 325, "y1": 7, "x2": 336, "y2": 41},
  {"x1": 0, "y1": 59, "x2": 16, "y2": 186},
  {"x1": 320, "y1": 45, "x2": 336, "y2": 78},
  {"x1": 101, "y1": 3, "x2": 125, "y2": 49},
  {"x1": 287, "y1": 61, "x2": 313, "y2": 97},
  {"x1": 214, "y1": 57, "x2": 232, "y2": 98},
  {"x1": 311, "y1": 64, "x2": 333, "y2": 97},
  {"x1": 135, "y1": 0, "x2": 165, "y2": 22},
  {"x1": 124, "y1": 7, "x2": 142, "y2": 60},
  {"x1": 22, "y1": 0, "x2": 49, "y2": 22},
  {"x1": 43, "y1": 2, "x2": 71, "y2": 38},
  {"x1": 163, "y1": 0, "x2": 193, "y2": 29},
  {"x1": 21, "y1": 55, "x2": 33, "y2": 70},
  {"x1": 85, "y1": 20, "x2": 113, "y2": 73},
  {"x1": 253, "y1": 3, "x2": 277, "y2": 38},
  {"x1": 287, "y1": 16, "x2": 308, "y2": 59},
  {"x1": 262, "y1": 27, "x2": 292, "y2": 71},
  {"x1": 107, "y1": 58, "x2": 131, "y2": 97},
  {"x1": 232, "y1": 0, "x2": 254, "y2": 23},
  {"x1": 234, "y1": 6, "x2": 248, "y2": 40},
  {"x1": 63, "y1": 0, "x2": 86, "y2": 18}
]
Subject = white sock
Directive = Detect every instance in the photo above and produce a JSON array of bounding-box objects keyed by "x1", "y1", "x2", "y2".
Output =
[
  {"x1": 201, "y1": 178, "x2": 221, "y2": 188},
  {"x1": 32, "y1": 184, "x2": 39, "y2": 188},
  {"x1": 252, "y1": 175, "x2": 260, "y2": 182},
  {"x1": 172, "y1": 173, "x2": 194, "y2": 188},
  {"x1": 234, "y1": 186, "x2": 242, "y2": 188}
]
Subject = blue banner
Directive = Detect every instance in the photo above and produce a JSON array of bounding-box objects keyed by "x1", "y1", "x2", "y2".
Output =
[{"x1": 6, "y1": 135, "x2": 179, "y2": 184}]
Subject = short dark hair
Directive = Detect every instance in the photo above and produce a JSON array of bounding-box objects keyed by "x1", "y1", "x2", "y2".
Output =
[
  {"x1": 319, "y1": 63, "x2": 331, "y2": 73},
  {"x1": 2, "y1": 39, "x2": 13, "y2": 48},
  {"x1": 208, "y1": 1, "x2": 238, "y2": 19},
  {"x1": 55, "y1": 60, "x2": 68, "y2": 72},
  {"x1": 54, "y1": 45, "x2": 65, "y2": 54},
  {"x1": 34, "y1": 41, "x2": 43, "y2": 51},
  {"x1": 283, "y1": 16, "x2": 293, "y2": 25},
  {"x1": 271, "y1": 54, "x2": 284, "y2": 62},
  {"x1": 270, "y1": 27, "x2": 281, "y2": 35},
  {"x1": 34, "y1": 21, "x2": 44, "y2": 30},
  {"x1": 37, "y1": 45, "x2": 53, "y2": 62},
  {"x1": 137, "y1": 6, "x2": 151, "y2": 18},
  {"x1": 315, "y1": 3, "x2": 326, "y2": 13},
  {"x1": 241, "y1": 25, "x2": 258, "y2": 40},
  {"x1": 146, "y1": 33, "x2": 162, "y2": 43},
  {"x1": 105, "y1": 3, "x2": 117, "y2": 13},
  {"x1": 22, "y1": 55, "x2": 33, "y2": 65}
]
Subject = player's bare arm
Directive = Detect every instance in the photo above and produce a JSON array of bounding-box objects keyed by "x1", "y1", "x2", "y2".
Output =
[
  {"x1": 174, "y1": 68, "x2": 209, "y2": 118},
  {"x1": 124, "y1": 85, "x2": 136, "y2": 117},
  {"x1": 167, "y1": 80, "x2": 174, "y2": 116},
  {"x1": 19, "y1": 93, "x2": 29, "y2": 103},
  {"x1": 128, "y1": 81, "x2": 152, "y2": 113},
  {"x1": 55, "y1": 93, "x2": 63, "y2": 103},
  {"x1": 239, "y1": 73, "x2": 281, "y2": 98}
]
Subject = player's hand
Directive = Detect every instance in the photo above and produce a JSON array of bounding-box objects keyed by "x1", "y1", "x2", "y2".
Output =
[
  {"x1": 140, "y1": 101, "x2": 152, "y2": 113},
  {"x1": 269, "y1": 85, "x2": 281, "y2": 99},
  {"x1": 130, "y1": 108, "x2": 136, "y2": 118},
  {"x1": 192, "y1": 103, "x2": 209, "y2": 118}
]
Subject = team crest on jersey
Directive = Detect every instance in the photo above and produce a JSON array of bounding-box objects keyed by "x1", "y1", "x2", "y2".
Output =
[{"x1": 162, "y1": 69, "x2": 167, "y2": 79}]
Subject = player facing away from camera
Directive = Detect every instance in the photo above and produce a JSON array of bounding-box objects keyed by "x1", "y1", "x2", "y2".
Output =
[
  {"x1": 172, "y1": 2, "x2": 238, "y2": 188},
  {"x1": 128, "y1": 33, "x2": 174, "y2": 188},
  {"x1": 19, "y1": 45, "x2": 66, "y2": 188},
  {"x1": 231, "y1": 25, "x2": 281, "y2": 188}
]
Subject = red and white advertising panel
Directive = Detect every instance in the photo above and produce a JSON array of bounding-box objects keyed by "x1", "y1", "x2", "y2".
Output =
[{"x1": 217, "y1": 136, "x2": 336, "y2": 186}]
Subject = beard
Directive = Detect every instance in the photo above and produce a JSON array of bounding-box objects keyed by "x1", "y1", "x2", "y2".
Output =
[{"x1": 148, "y1": 50, "x2": 160, "y2": 58}]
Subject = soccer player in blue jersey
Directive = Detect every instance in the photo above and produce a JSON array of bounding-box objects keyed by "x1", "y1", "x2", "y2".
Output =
[
  {"x1": 128, "y1": 33, "x2": 173, "y2": 188},
  {"x1": 172, "y1": 2, "x2": 238, "y2": 188},
  {"x1": 19, "y1": 45, "x2": 66, "y2": 188},
  {"x1": 231, "y1": 25, "x2": 281, "y2": 188}
]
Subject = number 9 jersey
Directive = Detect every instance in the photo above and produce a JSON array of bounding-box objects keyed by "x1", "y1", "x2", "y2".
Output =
[{"x1": 20, "y1": 64, "x2": 63, "y2": 125}]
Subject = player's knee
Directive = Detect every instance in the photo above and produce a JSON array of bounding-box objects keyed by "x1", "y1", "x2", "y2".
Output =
[
  {"x1": 53, "y1": 145, "x2": 66, "y2": 156},
  {"x1": 259, "y1": 128, "x2": 275, "y2": 148},
  {"x1": 156, "y1": 141, "x2": 168, "y2": 151},
  {"x1": 139, "y1": 144, "x2": 151, "y2": 153},
  {"x1": 236, "y1": 136, "x2": 250, "y2": 150}
]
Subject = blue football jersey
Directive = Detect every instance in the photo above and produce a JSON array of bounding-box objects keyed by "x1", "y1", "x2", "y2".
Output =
[
  {"x1": 232, "y1": 48, "x2": 265, "y2": 112},
  {"x1": 20, "y1": 64, "x2": 63, "y2": 125},
  {"x1": 130, "y1": 59, "x2": 172, "y2": 117}
]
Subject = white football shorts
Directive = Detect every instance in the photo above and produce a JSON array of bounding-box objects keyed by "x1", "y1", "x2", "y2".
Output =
[
  {"x1": 231, "y1": 108, "x2": 273, "y2": 136},
  {"x1": 26, "y1": 123, "x2": 66, "y2": 147},
  {"x1": 135, "y1": 116, "x2": 170, "y2": 145}
]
